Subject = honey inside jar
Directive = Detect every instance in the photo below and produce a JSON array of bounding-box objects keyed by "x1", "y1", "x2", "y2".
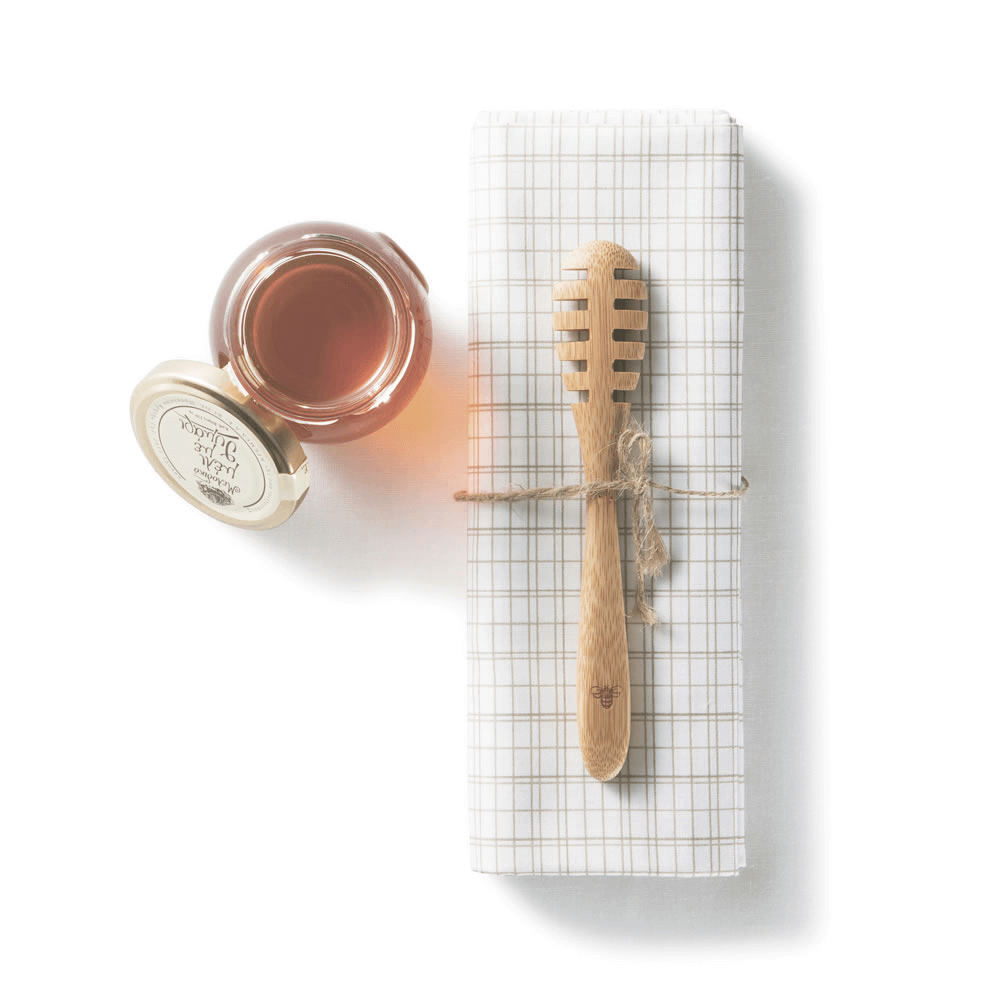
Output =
[{"x1": 241, "y1": 252, "x2": 395, "y2": 407}]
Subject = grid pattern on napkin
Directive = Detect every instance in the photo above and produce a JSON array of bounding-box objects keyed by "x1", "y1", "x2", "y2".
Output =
[{"x1": 467, "y1": 110, "x2": 744, "y2": 875}]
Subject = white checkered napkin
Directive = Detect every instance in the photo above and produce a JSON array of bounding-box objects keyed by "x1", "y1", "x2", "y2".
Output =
[{"x1": 467, "y1": 111, "x2": 744, "y2": 875}]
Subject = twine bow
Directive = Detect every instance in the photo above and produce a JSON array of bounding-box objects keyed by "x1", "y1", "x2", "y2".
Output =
[{"x1": 454, "y1": 418, "x2": 749, "y2": 625}]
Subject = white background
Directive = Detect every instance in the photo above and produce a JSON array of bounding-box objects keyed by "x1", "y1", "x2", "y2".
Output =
[{"x1": 1, "y1": 2, "x2": 996, "y2": 997}]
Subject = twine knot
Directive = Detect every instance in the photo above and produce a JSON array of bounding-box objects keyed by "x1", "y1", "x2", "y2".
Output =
[
  {"x1": 615, "y1": 420, "x2": 671, "y2": 625},
  {"x1": 454, "y1": 418, "x2": 749, "y2": 625}
]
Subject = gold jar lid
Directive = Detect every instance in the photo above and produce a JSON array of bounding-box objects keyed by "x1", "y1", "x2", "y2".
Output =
[{"x1": 130, "y1": 361, "x2": 310, "y2": 529}]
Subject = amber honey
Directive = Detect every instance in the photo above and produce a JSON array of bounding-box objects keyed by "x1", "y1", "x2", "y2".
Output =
[
  {"x1": 211, "y1": 222, "x2": 431, "y2": 442},
  {"x1": 242, "y1": 252, "x2": 394, "y2": 407}
]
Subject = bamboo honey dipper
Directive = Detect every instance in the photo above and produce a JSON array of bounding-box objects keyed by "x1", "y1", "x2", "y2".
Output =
[{"x1": 553, "y1": 241, "x2": 648, "y2": 781}]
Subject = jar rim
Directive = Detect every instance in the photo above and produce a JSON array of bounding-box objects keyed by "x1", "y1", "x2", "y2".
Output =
[{"x1": 223, "y1": 233, "x2": 415, "y2": 426}]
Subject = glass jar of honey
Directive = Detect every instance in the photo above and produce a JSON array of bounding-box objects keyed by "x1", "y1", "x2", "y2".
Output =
[{"x1": 131, "y1": 222, "x2": 432, "y2": 528}]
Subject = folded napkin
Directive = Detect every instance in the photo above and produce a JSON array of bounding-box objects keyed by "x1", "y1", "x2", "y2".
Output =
[{"x1": 467, "y1": 110, "x2": 745, "y2": 875}]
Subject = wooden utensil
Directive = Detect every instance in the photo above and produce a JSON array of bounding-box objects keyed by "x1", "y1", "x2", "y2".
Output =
[{"x1": 553, "y1": 241, "x2": 647, "y2": 781}]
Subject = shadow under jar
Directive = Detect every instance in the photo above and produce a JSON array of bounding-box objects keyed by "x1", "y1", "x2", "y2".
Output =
[{"x1": 131, "y1": 222, "x2": 431, "y2": 528}]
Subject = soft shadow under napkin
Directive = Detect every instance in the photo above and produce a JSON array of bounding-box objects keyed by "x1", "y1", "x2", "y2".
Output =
[{"x1": 467, "y1": 110, "x2": 745, "y2": 875}]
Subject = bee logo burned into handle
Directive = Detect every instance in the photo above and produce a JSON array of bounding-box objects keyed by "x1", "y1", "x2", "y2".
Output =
[{"x1": 592, "y1": 685, "x2": 623, "y2": 710}]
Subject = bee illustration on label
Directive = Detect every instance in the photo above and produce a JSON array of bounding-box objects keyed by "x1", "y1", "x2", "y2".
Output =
[
  {"x1": 196, "y1": 482, "x2": 234, "y2": 507},
  {"x1": 591, "y1": 685, "x2": 622, "y2": 709}
]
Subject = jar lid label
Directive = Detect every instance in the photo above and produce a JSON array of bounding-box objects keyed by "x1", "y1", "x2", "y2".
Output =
[
  {"x1": 130, "y1": 360, "x2": 309, "y2": 529},
  {"x1": 145, "y1": 391, "x2": 280, "y2": 521}
]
